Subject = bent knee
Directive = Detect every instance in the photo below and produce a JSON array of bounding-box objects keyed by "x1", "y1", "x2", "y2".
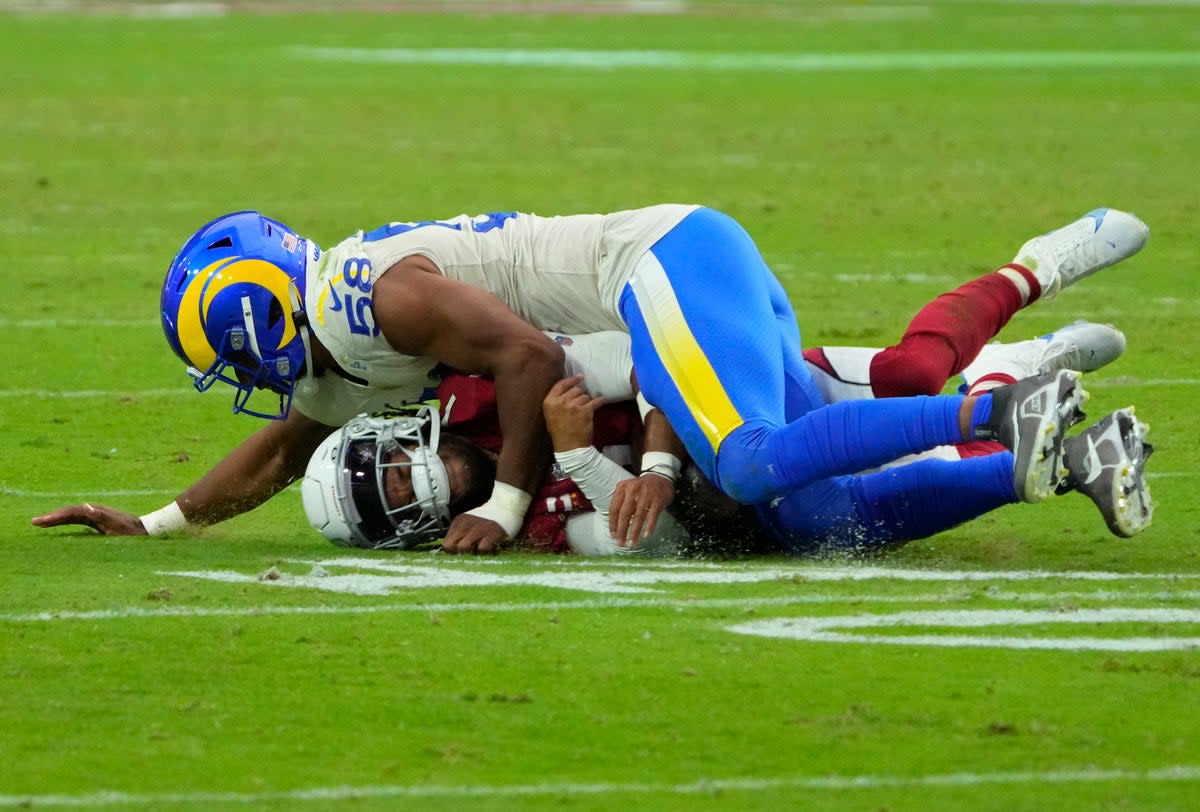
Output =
[{"x1": 871, "y1": 350, "x2": 947, "y2": 397}]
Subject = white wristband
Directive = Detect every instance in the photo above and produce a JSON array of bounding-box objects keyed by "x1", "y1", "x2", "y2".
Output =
[
  {"x1": 139, "y1": 501, "x2": 189, "y2": 536},
  {"x1": 640, "y1": 451, "x2": 682, "y2": 482},
  {"x1": 464, "y1": 481, "x2": 533, "y2": 539}
]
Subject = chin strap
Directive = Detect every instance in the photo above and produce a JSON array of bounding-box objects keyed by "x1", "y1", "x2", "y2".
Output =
[
  {"x1": 288, "y1": 278, "x2": 315, "y2": 381},
  {"x1": 440, "y1": 393, "x2": 457, "y2": 426}
]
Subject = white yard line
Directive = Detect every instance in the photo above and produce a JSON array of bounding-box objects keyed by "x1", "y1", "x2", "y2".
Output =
[
  {"x1": 9, "y1": 0, "x2": 1200, "y2": 19},
  {"x1": 729, "y1": 607, "x2": 1200, "y2": 651},
  {"x1": 5, "y1": 589, "x2": 1200, "y2": 625},
  {"x1": 2, "y1": 765, "x2": 1198, "y2": 807},
  {"x1": 293, "y1": 46, "x2": 1200, "y2": 72},
  {"x1": 299, "y1": 558, "x2": 1200, "y2": 582},
  {"x1": 147, "y1": 560, "x2": 1200, "y2": 598}
]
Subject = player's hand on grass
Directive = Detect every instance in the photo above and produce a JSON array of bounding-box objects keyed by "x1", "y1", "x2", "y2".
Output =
[
  {"x1": 610, "y1": 473, "x2": 675, "y2": 547},
  {"x1": 31, "y1": 504, "x2": 148, "y2": 536},
  {"x1": 542, "y1": 374, "x2": 605, "y2": 452},
  {"x1": 441, "y1": 513, "x2": 506, "y2": 555}
]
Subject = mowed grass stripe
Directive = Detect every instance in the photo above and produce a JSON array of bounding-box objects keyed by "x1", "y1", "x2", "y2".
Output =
[{"x1": 3, "y1": 765, "x2": 1199, "y2": 807}]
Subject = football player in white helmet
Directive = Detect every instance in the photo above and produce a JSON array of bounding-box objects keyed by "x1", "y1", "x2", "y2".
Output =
[{"x1": 301, "y1": 406, "x2": 495, "y2": 549}]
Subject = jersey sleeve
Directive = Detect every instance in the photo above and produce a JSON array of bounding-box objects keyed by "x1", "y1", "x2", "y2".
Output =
[
  {"x1": 563, "y1": 511, "x2": 688, "y2": 557},
  {"x1": 549, "y1": 331, "x2": 635, "y2": 401},
  {"x1": 554, "y1": 445, "x2": 686, "y2": 557}
]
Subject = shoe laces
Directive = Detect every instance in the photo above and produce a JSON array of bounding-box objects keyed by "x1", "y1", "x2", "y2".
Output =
[{"x1": 1034, "y1": 337, "x2": 1083, "y2": 374}]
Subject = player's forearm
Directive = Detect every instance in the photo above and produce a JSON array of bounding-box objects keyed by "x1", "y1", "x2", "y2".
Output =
[
  {"x1": 177, "y1": 454, "x2": 293, "y2": 525},
  {"x1": 641, "y1": 408, "x2": 687, "y2": 469},
  {"x1": 491, "y1": 342, "x2": 562, "y2": 495},
  {"x1": 175, "y1": 420, "x2": 328, "y2": 525},
  {"x1": 554, "y1": 445, "x2": 629, "y2": 511},
  {"x1": 456, "y1": 343, "x2": 560, "y2": 539}
]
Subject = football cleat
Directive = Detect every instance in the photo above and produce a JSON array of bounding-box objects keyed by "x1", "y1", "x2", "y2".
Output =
[
  {"x1": 960, "y1": 321, "x2": 1126, "y2": 393},
  {"x1": 974, "y1": 369, "x2": 1089, "y2": 503},
  {"x1": 1058, "y1": 408, "x2": 1154, "y2": 537},
  {"x1": 161, "y1": 211, "x2": 318, "y2": 420},
  {"x1": 1012, "y1": 207, "x2": 1149, "y2": 300}
]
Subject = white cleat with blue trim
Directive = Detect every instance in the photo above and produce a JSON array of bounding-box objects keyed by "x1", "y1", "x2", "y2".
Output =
[
  {"x1": 960, "y1": 321, "x2": 1127, "y2": 393},
  {"x1": 1013, "y1": 208, "x2": 1150, "y2": 299}
]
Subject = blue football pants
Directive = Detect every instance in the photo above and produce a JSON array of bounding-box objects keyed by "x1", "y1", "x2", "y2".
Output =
[{"x1": 618, "y1": 207, "x2": 1018, "y2": 549}]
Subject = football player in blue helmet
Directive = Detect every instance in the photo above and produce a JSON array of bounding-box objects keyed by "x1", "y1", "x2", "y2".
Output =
[
  {"x1": 32, "y1": 208, "x2": 567, "y2": 552},
  {"x1": 160, "y1": 211, "x2": 316, "y2": 419}
]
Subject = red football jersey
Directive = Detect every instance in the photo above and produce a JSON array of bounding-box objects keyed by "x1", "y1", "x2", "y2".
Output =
[{"x1": 436, "y1": 373, "x2": 641, "y2": 552}]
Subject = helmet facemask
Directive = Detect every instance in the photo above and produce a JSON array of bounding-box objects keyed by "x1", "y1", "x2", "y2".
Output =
[
  {"x1": 186, "y1": 279, "x2": 312, "y2": 419},
  {"x1": 305, "y1": 407, "x2": 452, "y2": 549}
]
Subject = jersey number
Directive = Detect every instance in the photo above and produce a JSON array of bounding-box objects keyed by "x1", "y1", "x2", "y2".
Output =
[
  {"x1": 361, "y1": 211, "x2": 517, "y2": 242},
  {"x1": 330, "y1": 257, "x2": 378, "y2": 336},
  {"x1": 346, "y1": 213, "x2": 516, "y2": 335}
]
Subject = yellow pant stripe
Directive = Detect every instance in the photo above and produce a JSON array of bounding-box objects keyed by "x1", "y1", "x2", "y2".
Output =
[{"x1": 630, "y1": 254, "x2": 743, "y2": 453}]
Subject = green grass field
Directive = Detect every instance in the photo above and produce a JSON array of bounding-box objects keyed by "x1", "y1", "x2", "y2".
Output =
[{"x1": 2, "y1": 1, "x2": 1199, "y2": 808}]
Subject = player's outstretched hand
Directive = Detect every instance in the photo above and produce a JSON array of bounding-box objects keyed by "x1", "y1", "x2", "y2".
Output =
[
  {"x1": 610, "y1": 474, "x2": 675, "y2": 548},
  {"x1": 31, "y1": 504, "x2": 148, "y2": 536},
  {"x1": 441, "y1": 513, "x2": 506, "y2": 555},
  {"x1": 542, "y1": 374, "x2": 605, "y2": 452}
]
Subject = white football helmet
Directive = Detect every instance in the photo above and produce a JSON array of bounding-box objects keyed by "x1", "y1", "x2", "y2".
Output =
[{"x1": 302, "y1": 406, "x2": 452, "y2": 549}]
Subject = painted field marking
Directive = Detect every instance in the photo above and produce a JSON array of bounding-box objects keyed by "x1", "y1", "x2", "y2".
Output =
[
  {"x1": 161, "y1": 558, "x2": 1200, "y2": 597},
  {"x1": 2, "y1": 764, "x2": 1198, "y2": 807},
  {"x1": 293, "y1": 46, "x2": 1200, "y2": 72},
  {"x1": 5, "y1": 590, "x2": 1200, "y2": 625},
  {"x1": 729, "y1": 607, "x2": 1200, "y2": 651}
]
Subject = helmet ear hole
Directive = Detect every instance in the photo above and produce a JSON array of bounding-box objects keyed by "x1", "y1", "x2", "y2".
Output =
[{"x1": 267, "y1": 298, "x2": 284, "y2": 329}]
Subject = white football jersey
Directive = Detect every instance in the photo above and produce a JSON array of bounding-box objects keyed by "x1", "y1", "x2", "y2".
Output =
[
  {"x1": 296, "y1": 203, "x2": 696, "y2": 424},
  {"x1": 291, "y1": 370, "x2": 441, "y2": 428},
  {"x1": 297, "y1": 205, "x2": 694, "y2": 425}
]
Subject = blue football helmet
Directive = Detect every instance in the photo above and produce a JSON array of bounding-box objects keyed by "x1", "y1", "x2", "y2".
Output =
[{"x1": 161, "y1": 211, "x2": 318, "y2": 419}]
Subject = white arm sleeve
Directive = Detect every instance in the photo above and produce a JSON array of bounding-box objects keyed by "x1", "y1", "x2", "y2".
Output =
[
  {"x1": 548, "y1": 331, "x2": 635, "y2": 401},
  {"x1": 554, "y1": 446, "x2": 687, "y2": 557},
  {"x1": 564, "y1": 512, "x2": 686, "y2": 557}
]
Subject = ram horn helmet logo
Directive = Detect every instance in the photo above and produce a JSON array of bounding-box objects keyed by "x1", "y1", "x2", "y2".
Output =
[{"x1": 176, "y1": 258, "x2": 297, "y2": 370}]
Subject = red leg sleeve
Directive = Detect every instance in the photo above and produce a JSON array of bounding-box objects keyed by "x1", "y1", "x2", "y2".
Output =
[{"x1": 869, "y1": 272, "x2": 1026, "y2": 397}]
